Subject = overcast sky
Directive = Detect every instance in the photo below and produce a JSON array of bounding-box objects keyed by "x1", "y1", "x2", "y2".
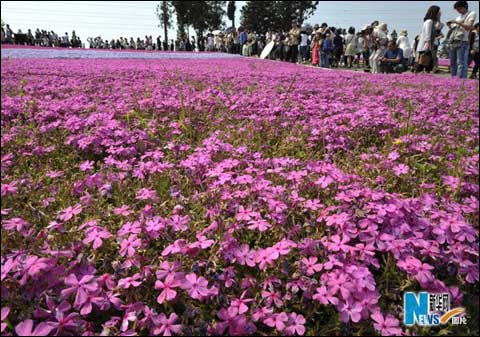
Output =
[{"x1": 1, "y1": 1, "x2": 479, "y2": 45}]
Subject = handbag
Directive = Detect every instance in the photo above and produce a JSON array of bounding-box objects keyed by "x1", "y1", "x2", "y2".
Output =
[{"x1": 418, "y1": 51, "x2": 432, "y2": 66}]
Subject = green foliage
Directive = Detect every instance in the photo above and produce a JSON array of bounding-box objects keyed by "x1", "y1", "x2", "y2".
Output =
[
  {"x1": 156, "y1": 1, "x2": 174, "y2": 43},
  {"x1": 227, "y1": 1, "x2": 236, "y2": 27},
  {"x1": 241, "y1": 1, "x2": 319, "y2": 32},
  {"x1": 171, "y1": 1, "x2": 226, "y2": 37}
]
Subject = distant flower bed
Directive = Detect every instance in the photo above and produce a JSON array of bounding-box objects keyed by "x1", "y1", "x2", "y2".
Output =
[
  {"x1": 1, "y1": 56, "x2": 478, "y2": 336},
  {"x1": 438, "y1": 58, "x2": 474, "y2": 68},
  {"x1": 0, "y1": 45, "x2": 242, "y2": 59}
]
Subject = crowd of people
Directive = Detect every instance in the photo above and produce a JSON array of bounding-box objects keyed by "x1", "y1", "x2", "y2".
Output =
[
  {"x1": 1, "y1": 25, "x2": 83, "y2": 48},
  {"x1": 224, "y1": 1, "x2": 478, "y2": 79},
  {"x1": 1, "y1": 1, "x2": 478, "y2": 79}
]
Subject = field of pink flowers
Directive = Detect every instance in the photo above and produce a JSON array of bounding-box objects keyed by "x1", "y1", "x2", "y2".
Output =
[{"x1": 1, "y1": 57, "x2": 479, "y2": 336}]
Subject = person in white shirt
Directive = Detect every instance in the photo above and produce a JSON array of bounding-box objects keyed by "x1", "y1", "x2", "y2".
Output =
[
  {"x1": 447, "y1": 1, "x2": 476, "y2": 78},
  {"x1": 62, "y1": 32, "x2": 69, "y2": 47},
  {"x1": 207, "y1": 34, "x2": 214, "y2": 52},
  {"x1": 369, "y1": 23, "x2": 389, "y2": 73},
  {"x1": 299, "y1": 30, "x2": 309, "y2": 63},
  {"x1": 397, "y1": 29, "x2": 412, "y2": 67},
  {"x1": 344, "y1": 26, "x2": 358, "y2": 68},
  {"x1": 416, "y1": 6, "x2": 441, "y2": 73}
]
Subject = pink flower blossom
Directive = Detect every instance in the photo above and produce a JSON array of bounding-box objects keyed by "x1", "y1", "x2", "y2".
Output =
[
  {"x1": 15, "y1": 319, "x2": 53, "y2": 336},
  {"x1": 180, "y1": 273, "x2": 210, "y2": 300},
  {"x1": 155, "y1": 274, "x2": 181, "y2": 304},
  {"x1": 263, "y1": 312, "x2": 288, "y2": 331},
  {"x1": 285, "y1": 312, "x2": 306, "y2": 336},
  {"x1": 119, "y1": 234, "x2": 142, "y2": 257},
  {"x1": 58, "y1": 204, "x2": 82, "y2": 221},
  {"x1": 371, "y1": 312, "x2": 402, "y2": 336},
  {"x1": 83, "y1": 228, "x2": 112, "y2": 249},
  {"x1": 152, "y1": 312, "x2": 183, "y2": 336},
  {"x1": 393, "y1": 164, "x2": 409, "y2": 176},
  {"x1": 79, "y1": 160, "x2": 94, "y2": 171}
]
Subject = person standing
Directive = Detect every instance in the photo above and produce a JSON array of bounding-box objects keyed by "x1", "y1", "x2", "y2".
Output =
[
  {"x1": 5, "y1": 24, "x2": 13, "y2": 44},
  {"x1": 344, "y1": 27, "x2": 358, "y2": 68},
  {"x1": 397, "y1": 29, "x2": 413, "y2": 67},
  {"x1": 300, "y1": 28, "x2": 309, "y2": 63},
  {"x1": 239, "y1": 28, "x2": 247, "y2": 54},
  {"x1": 431, "y1": 22, "x2": 444, "y2": 72},
  {"x1": 320, "y1": 32, "x2": 332, "y2": 68},
  {"x1": 360, "y1": 25, "x2": 374, "y2": 69},
  {"x1": 287, "y1": 20, "x2": 301, "y2": 63},
  {"x1": 233, "y1": 29, "x2": 240, "y2": 54},
  {"x1": 469, "y1": 22, "x2": 479, "y2": 78},
  {"x1": 416, "y1": 6, "x2": 441, "y2": 73},
  {"x1": 61, "y1": 32, "x2": 70, "y2": 47},
  {"x1": 332, "y1": 28, "x2": 344, "y2": 67},
  {"x1": 311, "y1": 31, "x2": 320, "y2": 66},
  {"x1": 447, "y1": 1, "x2": 476, "y2": 78}
]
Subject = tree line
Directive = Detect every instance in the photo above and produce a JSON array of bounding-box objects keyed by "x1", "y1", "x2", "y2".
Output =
[{"x1": 156, "y1": 1, "x2": 318, "y2": 42}]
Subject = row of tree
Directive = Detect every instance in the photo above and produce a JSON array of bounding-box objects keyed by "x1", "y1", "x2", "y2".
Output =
[{"x1": 156, "y1": 1, "x2": 318, "y2": 43}]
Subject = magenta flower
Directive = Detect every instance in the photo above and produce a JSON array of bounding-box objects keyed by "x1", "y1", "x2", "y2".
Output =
[
  {"x1": 58, "y1": 204, "x2": 82, "y2": 221},
  {"x1": 61, "y1": 274, "x2": 98, "y2": 309},
  {"x1": 387, "y1": 150, "x2": 400, "y2": 161},
  {"x1": 83, "y1": 228, "x2": 112, "y2": 249},
  {"x1": 371, "y1": 312, "x2": 402, "y2": 336},
  {"x1": 15, "y1": 319, "x2": 53, "y2": 336},
  {"x1": 155, "y1": 274, "x2": 181, "y2": 304},
  {"x1": 301, "y1": 256, "x2": 323, "y2": 276},
  {"x1": 79, "y1": 160, "x2": 94, "y2": 171},
  {"x1": 247, "y1": 218, "x2": 272, "y2": 232},
  {"x1": 169, "y1": 214, "x2": 190, "y2": 232},
  {"x1": 393, "y1": 163, "x2": 409, "y2": 176},
  {"x1": 155, "y1": 260, "x2": 182, "y2": 280},
  {"x1": 24, "y1": 256, "x2": 50, "y2": 277},
  {"x1": 263, "y1": 312, "x2": 288, "y2": 332},
  {"x1": 254, "y1": 248, "x2": 279, "y2": 270},
  {"x1": 285, "y1": 312, "x2": 306, "y2": 336},
  {"x1": 339, "y1": 300, "x2": 362, "y2": 323},
  {"x1": 118, "y1": 273, "x2": 142, "y2": 289},
  {"x1": 236, "y1": 205, "x2": 258, "y2": 222},
  {"x1": 234, "y1": 244, "x2": 256, "y2": 267},
  {"x1": 119, "y1": 234, "x2": 142, "y2": 257},
  {"x1": 181, "y1": 273, "x2": 210, "y2": 300},
  {"x1": 1, "y1": 307, "x2": 9, "y2": 333},
  {"x1": 1, "y1": 181, "x2": 17, "y2": 196},
  {"x1": 312, "y1": 285, "x2": 339, "y2": 305},
  {"x1": 152, "y1": 312, "x2": 183, "y2": 336},
  {"x1": 228, "y1": 291, "x2": 254, "y2": 316},
  {"x1": 2, "y1": 217, "x2": 30, "y2": 232},
  {"x1": 135, "y1": 188, "x2": 158, "y2": 201},
  {"x1": 113, "y1": 205, "x2": 133, "y2": 216},
  {"x1": 314, "y1": 175, "x2": 334, "y2": 188},
  {"x1": 261, "y1": 289, "x2": 283, "y2": 307}
]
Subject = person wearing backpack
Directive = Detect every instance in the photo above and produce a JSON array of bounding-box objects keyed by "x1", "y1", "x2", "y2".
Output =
[{"x1": 447, "y1": 1, "x2": 476, "y2": 78}]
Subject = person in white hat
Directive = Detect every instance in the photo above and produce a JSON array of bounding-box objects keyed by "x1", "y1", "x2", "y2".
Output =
[
  {"x1": 360, "y1": 25, "x2": 373, "y2": 69},
  {"x1": 396, "y1": 29, "x2": 413, "y2": 67},
  {"x1": 369, "y1": 22, "x2": 389, "y2": 73}
]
